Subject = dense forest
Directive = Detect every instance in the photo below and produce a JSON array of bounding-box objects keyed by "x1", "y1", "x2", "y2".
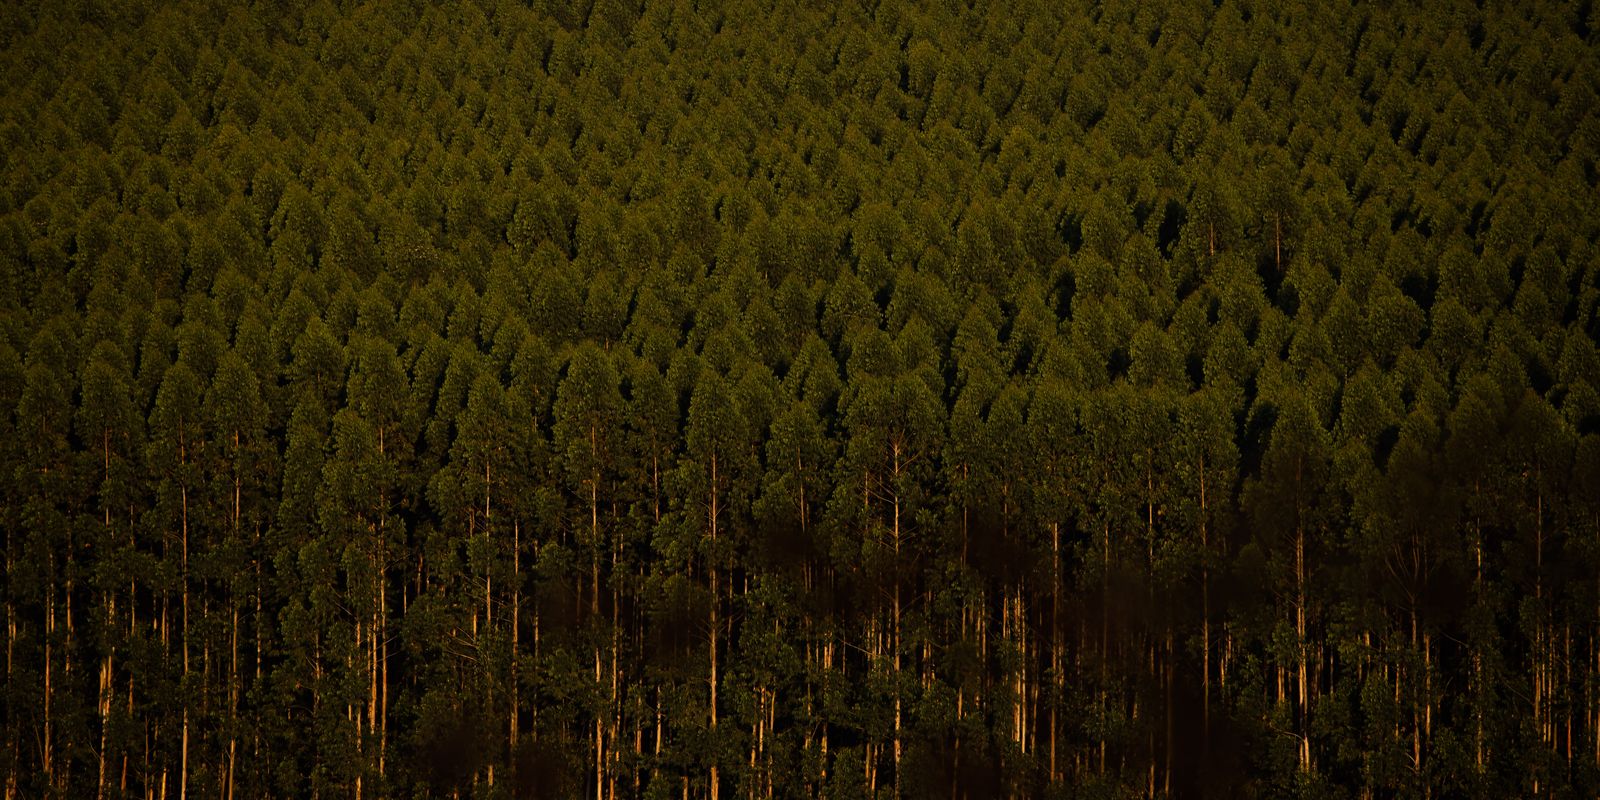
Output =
[{"x1": 1, "y1": 0, "x2": 1598, "y2": 797}]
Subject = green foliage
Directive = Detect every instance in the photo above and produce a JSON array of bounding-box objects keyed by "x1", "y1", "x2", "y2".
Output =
[{"x1": 2, "y1": 1, "x2": 1598, "y2": 797}]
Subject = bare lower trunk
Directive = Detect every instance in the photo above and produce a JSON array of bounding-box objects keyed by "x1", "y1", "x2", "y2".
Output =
[
  {"x1": 1297, "y1": 522, "x2": 1309, "y2": 773},
  {"x1": 98, "y1": 594, "x2": 112, "y2": 800},
  {"x1": 592, "y1": 461, "x2": 604, "y2": 800},
  {"x1": 45, "y1": 558, "x2": 54, "y2": 784},
  {"x1": 1201, "y1": 458, "x2": 1211, "y2": 737},
  {"x1": 227, "y1": 602, "x2": 238, "y2": 800},
  {"x1": 709, "y1": 453, "x2": 720, "y2": 800},
  {"x1": 892, "y1": 445, "x2": 903, "y2": 797},
  {"x1": 1051, "y1": 522, "x2": 1061, "y2": 784},
  {"x1": 512, "y1": 519, "x2": 520, "y2": 749},
  {"x1": 180, "y1": 478, "x2": 190, "y2": 800}
]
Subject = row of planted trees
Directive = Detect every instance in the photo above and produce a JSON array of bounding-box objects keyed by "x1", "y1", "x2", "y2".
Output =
[{"x1": 5, "y1": 247, "x2": 1599, "y2": 798}]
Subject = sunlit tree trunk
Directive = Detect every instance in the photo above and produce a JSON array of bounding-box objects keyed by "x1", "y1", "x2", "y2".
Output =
[
  {"x1": 708, "y1": 452, "x2": 720, "y2": 800},
  {"x1": 891, "y1": 443, "x2": 903, "y2": 798}
]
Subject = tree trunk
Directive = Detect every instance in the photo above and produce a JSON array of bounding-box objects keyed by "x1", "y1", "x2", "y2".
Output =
[
  {"x1": 1275, "y1": 213, "x2": 1282, "y2": 271},
  {"x1": 1165, "y1": 628, "x2": 1174, "y2": 798},
  {"x1": 592, "y1": 456, "x2": 604, "y2": 800},
  {"x1": 1474, "y1": 499, "x2": 1484, "y2": 770},
  {"x1": 1534, "y1": 465, "x2": 1544, "y2": 795},
  {"x1": 226, "y1": 430, "x2": 240, "y2": 800},
  {"x1": 228, "y1": 601, "x2": 238, "y2": 800},
  {"x1": 1200, "y1": 455, "x2": 1210, "y2": 737},
  {"x1": 1100, "y1": 519, "x2": 1110, "y2": 776},
  {"x1": 1051, "y1": 522, "x2": 1061, "y2": 784},
  {"x1": 98, "y1": 620, "x2": 113, "y2": 800},
  {"x1": 892, "y1": 443, "x2": 903, "y2": 797},
  {"x1": 1295, "y1": 457, "x2": 1310, "y2": 775},
  {"x1": 1296, "y1": 521, "x2": 1309, "y2": 774},
  {"x1": 6, "y1": 544, "x2": 15, "y2": 800},
  {"x1": 41, "y1": 567, "x2": 52, "y2": 781},
  {"x1": 181, "y1": 478, "x2": 190, "y2": 800},
  {"x1": 709, "y1": 452, "x2": 720, "y2": 800},
  {"x1": 611, "y1": 526, "x2": 621, "y2": 800},
  {"x1": 512, "y1": 518, "x2": 520, "y2": 749}
]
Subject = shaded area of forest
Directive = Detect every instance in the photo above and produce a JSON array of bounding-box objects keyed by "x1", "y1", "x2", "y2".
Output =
[{"x1": 1, "y1": 0, "x2": 1598, "y2": 797}]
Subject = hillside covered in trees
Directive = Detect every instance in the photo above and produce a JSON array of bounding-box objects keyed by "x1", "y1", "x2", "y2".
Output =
[{"x1": 2, "y1": 0, "x2": 1599, "y2": 797}]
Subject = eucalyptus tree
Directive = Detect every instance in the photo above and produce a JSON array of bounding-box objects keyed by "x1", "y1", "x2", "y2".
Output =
[{"x1": 552, "y1": 343, "x2": 625, "y2": 799}]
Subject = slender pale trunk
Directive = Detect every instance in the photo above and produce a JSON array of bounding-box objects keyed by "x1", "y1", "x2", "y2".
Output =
[
  {"x1": 821, "y1": 635, "x2": 831, "y2": 787},
  {"x1": 1221, "y1": 628, "x2": 1230, "y2": 693},
  {"x1": 1014, "y1": 592, "x2": 1025, "y2": 749},
  {"x1": 98, "y1": 620, "x2": 113, "y2": 800},
  {"x1": 749, "y1": 693, "x2": 759, "y2": 798},
  {"x1": 1275, "y1": 213, "x2": 1282, "y2": 270},
  {"x1": 611, "y1": 525, "x2": 621, "y2": 800},
  {"x1": 180, "y1": 477, "x2": 190, "y2": 800},
  {"x1": 708, "y1": 451, "x2": 720, "y2": 800},
  {"x1": 353, "y1": 617, "x2": 364, "y2": 800},
  {"x1": 1296, "y1": 520, "x2": 1309, "y2": 773},
  {"x1": 97, "y1": 434, "x2": 114, "y2": 800},
  {"x1": 1296, "y1": 507, "x2": 1309, "y2": 774},
  {"x1": 592, "y1": 450, "x2": 603, "y2": 800},
  {"x1": 651, "y1": 449, "x2": 663, "y2": 790},
  {"x1": 378, "y1": 427, "x2": 389, "y2": 783},
  {"x1": 892, "y1": 444, "x2": 903, "y2": 797},
  {"x1": 766, "y1": 683, "x2": 777, "y2": 800},
  {"x1": 1564, "y1": 628, "x2": 1573, "y2": 771},
  {"x1": 226, "y1": 431, "x2": 241, "y2": 800},
  {"x1": 123, "y1": 666, "x2": 132, "y2": 796},
  {"x1": 227, "y1": 603, "x2": 237, "y2": 800}
]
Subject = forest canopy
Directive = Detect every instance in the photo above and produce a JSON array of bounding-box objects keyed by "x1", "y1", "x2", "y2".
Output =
[{"x1": 1, "y1": 0, "x2": 1598, "y2": 798}]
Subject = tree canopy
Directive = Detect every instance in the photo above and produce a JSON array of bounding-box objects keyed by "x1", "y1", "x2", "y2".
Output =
[{"x1": 1, "y1": 0, "x2": 1597, "y2": 798}]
